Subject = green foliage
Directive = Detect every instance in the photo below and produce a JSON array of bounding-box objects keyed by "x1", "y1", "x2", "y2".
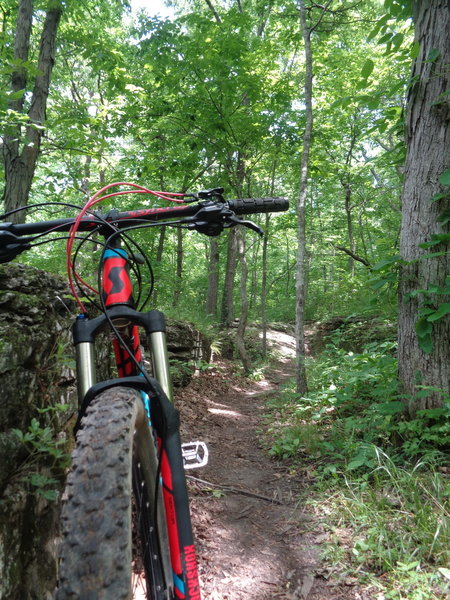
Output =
[
  {"x1": 265, "y1": 328, "x2": 449, "y2": 599},
  {"x1": 412, "y1": 276, "x2": 450, "y2": 354},
  {"x1": 313, "y1": 456, "x2": 449, "y2": 599},
  {"x1": 265, "y1": 332, "x2": 449, "y2": 468},
  {"x1": 12, "y1": 405, "x2": 71, "y2": 501},
  {"x1": 0, "y1": 0, "x2": 406, "y2": 329}
]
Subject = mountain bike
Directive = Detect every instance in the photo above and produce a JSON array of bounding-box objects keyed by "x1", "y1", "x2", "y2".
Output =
[{"x1": 0, "y1": 184, "x2": 288, "y2": 599}]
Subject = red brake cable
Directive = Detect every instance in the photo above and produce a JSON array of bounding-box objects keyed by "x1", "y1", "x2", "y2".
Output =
[{"x1": 66, "y1": 182, "x2": 187, "y2": 312}]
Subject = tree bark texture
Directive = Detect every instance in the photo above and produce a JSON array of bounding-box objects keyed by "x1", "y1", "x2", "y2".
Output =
[
  {"x1": 295, "y1": 0, "x2": 311, "y2": 395},
  {"x1": 2, "y1": 1, "x2": 62, "y2": 223},
  {"x1": 172, "y1": 228, "x2": 183, "y2": 307},
  {"x1": 206, "y1": 237, "x2": 219, "y2": 317},
  {"x1": 398, "y1": 0, "x2": 450, "y2": 413},
  {"x1": 261, "y1": 213, "x2": 270, "y2": 357},
  {"x1": 221, "y1": 227, "x2": 237, "y2": 327},
  {"x1": 152, "y1": 225, "x2": 166, "y2": 306},
  {"x1": 235, "y1": 228, "x2": 251, "y2": 373}
]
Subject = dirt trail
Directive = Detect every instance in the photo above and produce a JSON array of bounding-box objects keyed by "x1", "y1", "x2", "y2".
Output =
[
  {"x1": 176, "y1": 330, "x2": 357, "y2": 600},
  {"x1": 174, "y1": 332, "x2": 322, "y2": 600}
]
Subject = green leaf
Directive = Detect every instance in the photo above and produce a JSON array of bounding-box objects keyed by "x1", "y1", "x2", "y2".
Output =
[
  {"x1": 347, "y1": 457, "x2": 366, "y2": 470},
  {"x1": 439, "y1": 169, "x2": 450, "y2": 186},
  {"x1": 12, "y1": 428, "x2": 24, "y2": 442},
  {"x1": 410, "y1": 42, "x2": 420, "y2": 59},
  {"x1": 7, "y1": 89, "x2": 26, "y2": 101},
  {"x1": 371, "y1": 275, "x2": 396, "y2": 290},
  {"x1": 420, "y1": 233, "x2": 450, "y2": 249},
  {"x1": 397, "y1": 560, "x2": 420, "y2": 572},
  {"x1": 419, "y1": 307, "x2": 437, "y2": 316},
  {"x1": 426, "y1": 48, "x2": 440, "y2": 62},
  {"x1": 367, "y1": 97, "x2": 381, "y2": 110},
  {"x1": 376, "y1": 401, "x2": 405, "y2": 415},
  {"x1": 431, "y1": 192, "x2": 449, "y2": 203},
  {"x1": 420, "y1": 251, "x2": 449, "y2": 260},
  {"x1": 360, "y1": 59, "x2": 375, "y2": 79},
  {"x1": 367, "y1": 14, "x2": 390, "y2": 41},
  {"x1": 415, "y1": 317, "x2": 432, "y2": 337},
  {"x1": 378, "y1": 33, "x2": 392, "y2": 45},
  {"x1": 372, "y1": 255, "x2": 401, "y2": 271},
  {"x1": 427, "y1": 303, "x2": 450, "y2": 322},
  {"x1": 391, "y1": 33, "x2": 404, "y2": 50},
  {"x1": 367, "y1": 25, "x2": 381, "y2": 42},
  {"x1": 437, "y1": 210, "x2": 450, "y2": 225},
  {"x1": 418, "y1": 333, "x2": 433, "y2": 354},
  {"x1": 355, "y1": 79, "x2": 369, "y2": 91}
]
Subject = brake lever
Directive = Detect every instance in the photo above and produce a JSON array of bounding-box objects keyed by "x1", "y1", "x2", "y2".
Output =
[
  {"x1": 226, "y1": 215, "x2": 264, "y2": 237},
  {"x1": 182, "y1": 203, "x2": 264, "y2": 237},
  {"x1": 0, "y1": 230, "x2": 32, "y2": 263},
  {"x1": 184, "y1": 203, "x2": 226, "y2": 236}
]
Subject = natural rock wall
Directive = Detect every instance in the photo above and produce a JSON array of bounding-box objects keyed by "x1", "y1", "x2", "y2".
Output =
[
  {"x1": 0, "y1": 262, "x2": 210, "y2": 600},
  {"x1": 0, "y1": 263, "x2": 76, "y2": 600}
]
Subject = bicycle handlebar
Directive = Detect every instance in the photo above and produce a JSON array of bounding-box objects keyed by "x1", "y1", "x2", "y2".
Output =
[{"x1": 0, "y1": 194, "x2": 289, "y2": 263}]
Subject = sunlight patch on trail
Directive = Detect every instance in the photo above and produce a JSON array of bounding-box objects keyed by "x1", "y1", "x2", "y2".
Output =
[
  {"x1": 208, "y1": 407, "x2": 244, "y2": 418},
  {"x1": 261, "y1": 329, "x2": 296, "y2": 358}
]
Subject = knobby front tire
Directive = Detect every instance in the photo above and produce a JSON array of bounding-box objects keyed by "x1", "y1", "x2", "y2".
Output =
[{"x1": 56, "y1": 386, "x2": 173, "y2": 599}]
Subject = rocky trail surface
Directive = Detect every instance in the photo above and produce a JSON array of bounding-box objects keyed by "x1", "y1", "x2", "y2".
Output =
[{"x1": 175, "y1": 330, "x2": 366, "y2": 600}]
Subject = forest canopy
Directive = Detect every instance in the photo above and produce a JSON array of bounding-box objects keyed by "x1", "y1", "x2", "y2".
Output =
[{"x1": 1, "y1": 0, "x2": 408, "y2": 318}]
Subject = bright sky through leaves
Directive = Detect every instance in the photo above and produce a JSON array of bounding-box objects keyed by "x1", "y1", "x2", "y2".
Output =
[{"x1": 130, "y1": 0, "x2": 174, "y2": 18}]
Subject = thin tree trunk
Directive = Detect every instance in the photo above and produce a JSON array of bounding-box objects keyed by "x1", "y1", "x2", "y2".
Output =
[
  {"x1": 203, "y1": 0, "x2": 222, "y2": 23},
  {"x1": 152, "y1": 226, "x2": 166, "y2": 306},
  {"x1": 262, "y1": 159, "x2": 277, "y2": 357},
  {"x1": 398, "y1": 0, "x2": 450, "y2": 414},
  {"x1": 295, "y1": 0, "x2": 312, "y2": 395},
  {"x1": 235, "y1": 228, "x2": 251, "y2": 373},
  {"x1": 344, "y1": 183, "x2": 356, "y2": 276},
  {"x1": 172, "y1": 228, "x2": 183, "y2": 308},
  {"x1": 249, "y1": 235, "x2": 260, "y2": 313},
  {"x1": 2, "y1": 1, "x2": 62, "y2": 223},
  {"x1": 221, "y1": 227, "x2": 237, "y2": 328},
  {"x1": 206, "y1": 237, "x2": 219, "y2": 317},
  {"x1": 261, "y1": 213, "x2": 270, "y2": 358}
]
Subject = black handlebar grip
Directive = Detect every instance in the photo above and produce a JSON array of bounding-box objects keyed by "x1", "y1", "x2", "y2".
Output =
[{"x1": 227, "y1": 197, "x2": 289, "y2": 215}]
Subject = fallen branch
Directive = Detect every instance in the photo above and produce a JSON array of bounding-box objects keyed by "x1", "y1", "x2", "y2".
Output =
[{"x1": 187, "y1": 475, "x2": 287, "y2": 506}]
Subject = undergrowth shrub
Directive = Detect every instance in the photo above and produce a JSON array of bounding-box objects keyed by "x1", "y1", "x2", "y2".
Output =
[
  {"x1": 265, "y1": 336, "x2": 450, "y2": 600},
  {"x1": 266, "y1": 340, "x2": 449, "y2": 467},
  {"x1": 313, "y1": 454, "x2": 450, "y2": 599},
  {"x1": 264, "y1": 335, "x2": 450, "y2": 598}
]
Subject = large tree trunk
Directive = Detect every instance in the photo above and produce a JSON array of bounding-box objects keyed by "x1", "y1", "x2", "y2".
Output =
[
  {"x1": 295, "y1": 0, "x2": 311, "y2": 395},
  {"x1": 261, "y1": 213, "x2": 270, "y2": 358},
  {"x1": 398, "y1": 0, "x2": 450, "y2": 414},
  {"x1": 2, "y1": 1, "x2": 63, "y2": 223}
]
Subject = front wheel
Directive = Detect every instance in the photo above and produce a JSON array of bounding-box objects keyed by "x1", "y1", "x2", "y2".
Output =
[{"x1": 56, "y1": 386, "x2": 173, "y2": 599}]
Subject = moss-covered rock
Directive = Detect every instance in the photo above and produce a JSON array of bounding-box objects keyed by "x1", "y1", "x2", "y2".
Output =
[{"x1": 0, "y1": 263, "x2": 76, "y2": 600}]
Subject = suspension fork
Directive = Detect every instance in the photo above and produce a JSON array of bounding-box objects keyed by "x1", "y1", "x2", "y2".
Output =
[
  {"x1": 71, "y1": 241, "x2": 201, "y2": 599},
  {"x1": 73, "y1": 239, "x2": 173, "y2": 403}
]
